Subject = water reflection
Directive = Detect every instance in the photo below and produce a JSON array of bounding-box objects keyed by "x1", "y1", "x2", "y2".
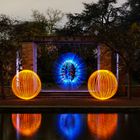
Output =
[
  {"x1": 87, "y1": 114, "x2": 118, "y2": 139},
  {"x1": 57, "y1": 114, "x2": 83, "y2": 139},
  {"x1": 11, "y1": 114, "x2": 41, "y2": 137},
  {"x1": 0, "y1": 113, "x2": 139, "y2": 140}
]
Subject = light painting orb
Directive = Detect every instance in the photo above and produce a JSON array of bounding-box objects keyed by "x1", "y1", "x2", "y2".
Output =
[
  {"x1": 87, "y1": 114, "x2": 118, "y2": 139},
  {"x1": 12, "y1": 114, "x2": 42, "y2": 136},
  {"x1": 53, "y1": 53, "x2": 86, "y2": 89},
  {"x1": 88, "y1": 70, "x2": 118, "y2": 100},
  {"x1": 12, "y1": 70, "x2": 41, "y2": 100},
  {"x1": 61, "y1": 62, "x2": 76, "y2": 81}
]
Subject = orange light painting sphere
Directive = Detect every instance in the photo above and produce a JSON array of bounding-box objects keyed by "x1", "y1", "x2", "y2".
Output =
[
  {"x1": 12, "y1": 114, "x2": 42, "y2": 136},
  {"x1": 87, "y1": 114, "x2": 118, "y2": 139},
  {"x1": 88, "y1": 70, "x2": 118, "y2": 100},
  {"x1": 12, "y1": 70, "x2": 41, "y2": 100}
]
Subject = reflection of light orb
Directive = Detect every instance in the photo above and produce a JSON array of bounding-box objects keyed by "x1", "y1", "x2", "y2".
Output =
[
  {"x1": 87, "y1": 114, "x2": 118, "y2": 139},
  {"x1": 53, "y1": 53, "x2": 86, "y2": 89},
  {"x1": 12, "y1": 70, "x2": 41, "y2": 100},
  {"x1": 12, "y1": 114, "x2": 42, "y2": 136},
  {"x1": 88, "y1": 70, "x2": 118, "y2": 100},
  {"x1": 57, "y1": 114, "x2": 83, "y2": 139}
]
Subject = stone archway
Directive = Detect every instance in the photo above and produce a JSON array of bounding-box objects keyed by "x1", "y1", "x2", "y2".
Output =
[
  {"x1": 21, "y1": 36, "x2": 120, "y2": 96},
  {"x1": 21, "y1": 36, "x2": 115, "y2": 73}
]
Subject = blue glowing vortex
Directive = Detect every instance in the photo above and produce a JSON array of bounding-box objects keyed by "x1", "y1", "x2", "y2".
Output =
[
  {"x1": 57, "y1": 114, "x2": 83, "y2": 139},
  {"x1": 53, "y1": 53, "x2": 86, "y2": 89}
]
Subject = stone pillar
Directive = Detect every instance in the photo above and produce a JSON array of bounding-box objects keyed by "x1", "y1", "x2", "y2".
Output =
[
  {"x1": 98, "y1": 44, "x2": 112, "y2": 71},
  {"x1": 98, "y1": 44, "x2": 126, "y2": 96},
  {"x1": 21, "y1": 42, "x2": 37, "y2": 72}
]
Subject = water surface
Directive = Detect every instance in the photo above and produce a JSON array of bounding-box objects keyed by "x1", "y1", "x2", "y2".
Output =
[{"x1": 0, "y1": 113, "x2": 140, "y2": 140}]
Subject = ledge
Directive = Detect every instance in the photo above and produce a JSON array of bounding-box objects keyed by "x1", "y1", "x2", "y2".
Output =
[{"x1": 0, "y1": 96, "x2": 140, "y2": 113}]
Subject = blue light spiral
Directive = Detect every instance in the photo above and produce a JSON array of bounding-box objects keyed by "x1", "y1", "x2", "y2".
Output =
[{"x1": 53, "y1": 53, "x2": 86, "y2": 89}]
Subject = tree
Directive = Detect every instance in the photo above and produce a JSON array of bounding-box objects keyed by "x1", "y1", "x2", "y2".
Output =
[
  {"x1": 60, "y1": 0, "x2": 122, "y2": 35},
  {"x1": 60, "y1": 0, "x2": 140, "y2": 99},
  {"x1": 13, "y1": 20, "x2": 47, "y2": 41},
  {"x1": 13, "y1": 8, "x2": 64, "y2": 41},
  {"x1": 0, "y1": 14, "x2": 18, "y2": 98},
  {"x1": 97, "y1": 23, "x2": 140, "y2": 99},
  {"x1": 127, "y1": 0, "x2": 140, "y2": 23},
  {"x1": 32, "y1": 8, "x2": 64, "y2": 35}
]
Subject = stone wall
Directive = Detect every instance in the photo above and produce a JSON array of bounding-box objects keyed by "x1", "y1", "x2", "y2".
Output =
[
  {"x1": 21, "y1": 42, "x2": 37, "y2": 72},
  {"x1": 98, "y1": 44, "x2": 114, "y2": 71}
]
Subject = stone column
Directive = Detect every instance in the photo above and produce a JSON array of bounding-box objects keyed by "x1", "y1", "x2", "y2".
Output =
[
  {"x1": 98, "y1": 44, "x2": 112, "y2": 71},
  {"x1": 21, "y1": 42, "x2": 37, "y2": 72}
]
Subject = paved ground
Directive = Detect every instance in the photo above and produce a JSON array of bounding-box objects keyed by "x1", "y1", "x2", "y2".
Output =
[{"x1": 0, "y1": 94, "x2": 140, "y2": 113}]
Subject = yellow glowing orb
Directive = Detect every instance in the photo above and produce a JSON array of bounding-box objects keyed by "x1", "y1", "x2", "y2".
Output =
[
  {"x1": 88, "y1": 70, "x2": 118, "y2": 100},
  {"x1": 87, "y1": 114, "x2": 118, "y2": 139},
  {"x1": 12, "y1": 114, "x2": 42, "y2": 136},
  {"x1": 12, "y1": 70, "x2": 41, "y2": 100}
]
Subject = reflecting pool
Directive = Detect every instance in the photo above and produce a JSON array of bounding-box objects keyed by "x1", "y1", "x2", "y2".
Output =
[{"x1": 0, "y1": 113, "x2": 140, "y2": 140}]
